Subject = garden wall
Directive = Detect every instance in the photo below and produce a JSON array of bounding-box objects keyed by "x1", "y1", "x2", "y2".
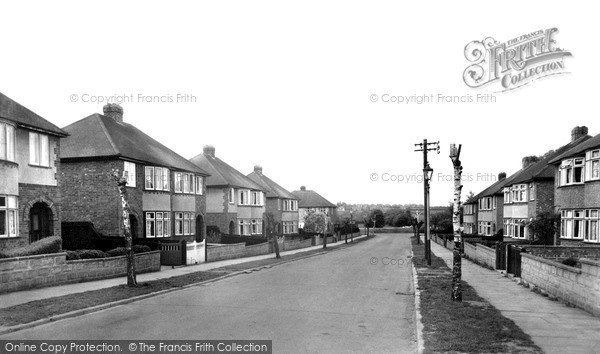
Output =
[
  {"x1": 463, "y1": 242, "x2": 496, "y2": 269},
  {"x1": 0, "y1": 251, "x2": 161, "y2": 294},
  {"x1": 521, "y1": 254, "x2": 600, "y2": 317},
  {"x1": 524, "y1": 246, "x2": 600, "y2": 261}
]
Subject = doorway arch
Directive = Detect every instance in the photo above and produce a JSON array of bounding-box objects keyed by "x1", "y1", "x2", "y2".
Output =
[
  {"x1": 128, "y1": 214, "x2": 139, "y2": 238},
  {"x1": 229, "y1": 220, "x2": 235, "y2": 235},
  {"x1": 30, "y1": 202, "x2": 53, "y2": 243}
]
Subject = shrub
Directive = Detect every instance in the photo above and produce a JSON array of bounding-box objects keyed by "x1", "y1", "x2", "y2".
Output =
[
  {"x1": 65, "y1": 250, "x2": 80, "y2": 260},
  {"x1": 562, "y1": 257, "x2": 578, "y2": 267},
  {"x1": 0, "y1": 236, "x2": 62, "y2": 258},
  {"x1": 75, "y1": 249, "x2": 107, "y2": 259},
  {"x1": 106, "y1": 245, "x2": 152, "y2": 257}
]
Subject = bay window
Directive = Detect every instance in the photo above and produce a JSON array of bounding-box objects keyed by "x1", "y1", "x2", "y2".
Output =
[
  {"x1": 175, "y1": 212, "x2": 195, "y2": 235},
  {"x1": 511, "y1": 184, "x2": 527, "y2": 202},
  {"x1": 146, "y1": 212, "x2": 170, "y2": 237},
  {"x1": 0, "y1": 195, "x2": 18, "y2": 238},
  {"x1": 584, "y1": 210, "x2": 599, "y2": 243},
  {"x1": 585, "y1": 150, "x2": 600, "y2": 181},
  {"x1": 145, "y1": 167, "x2": 169, "y2": 191},
  {"x1": 560, "y1": 158, "x2": 584, "y2": 186},
  {"x1": 561, "y1": 210, "x2": 584, "y2": 239},
  {"x1": 0, "y1": 122, "x2": 15, "y2": 162}
]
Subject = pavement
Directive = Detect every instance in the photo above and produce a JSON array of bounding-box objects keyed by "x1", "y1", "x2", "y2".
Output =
[
  {"x1": 1, "y1": 233, "x2": 417, "y2": 353},
  {"x1": 0, "y1": 235, "x2": 367, "y2": 310},
  {"x1": 428, "y1": 239, "x2": 600, "y2": 354}
]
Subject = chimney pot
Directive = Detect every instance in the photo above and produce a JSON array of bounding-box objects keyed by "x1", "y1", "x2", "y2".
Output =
[
  {"x1": 254, "y1": 165, "x2": 263, "y2": 174},
  {"x1": 300, "y1": 186, "x2": 306, "y2": 191},
  {"x1": 203, "y1": 145, "x2": 215, "y2": 157},
  {"x1": 103, "y1": 103, "x2": 123, "y2": 123}
]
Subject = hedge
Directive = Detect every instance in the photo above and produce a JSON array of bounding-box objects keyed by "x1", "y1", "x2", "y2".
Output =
[
  {"x1": 65, "y1": 245, "x2": 152, "y2": 260},
  {"x1": 0, "y1": 236, "x2": 62, "y2": 258}
]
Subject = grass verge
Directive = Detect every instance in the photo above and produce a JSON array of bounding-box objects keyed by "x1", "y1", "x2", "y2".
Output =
[
  {"x1": 0, "y1": 235, "x2": 372, "y2": 327},
  {"x1": 411, "y1": 237, "x2": 541, "y2": 353}
]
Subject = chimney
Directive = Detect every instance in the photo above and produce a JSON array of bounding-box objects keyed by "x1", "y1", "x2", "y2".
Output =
[
  {"x1": 522, "y1": 156, "x2": 541, "y2": 169},
  {"x1": 103, "y1": 103, "x2": 123, "y2": 123},
  {"x1": 571, "y1": 126, "x2": 589, "y2": 142},
  {"x1": 203, "y1": 145, "x2": 215, "y2": 157},
  {"x1": 300, "y1": 186, "x2": 306, "y2": 191},
  {"x1": 498, "y1": 172, "x2": 506, "y2": 180},
  {"x1": 254, "y1": 165, "x2": 263, "y2": 175}
]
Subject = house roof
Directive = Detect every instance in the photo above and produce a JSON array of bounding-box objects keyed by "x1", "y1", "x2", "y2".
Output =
[
  {"x1": 61, "y1": 113, "x2": 209, "y2": 174},
  {"x1": 189, "y1": 151, "x2": 264, "y2": 190},
  {"x1": 508, "y1": 135, "x2": 591, "y2": 185},
  {"x1": 549, "y1": 133, "x2": 600, "y2": 164},
  {"x1": 291, "y1": 187, "x2": 337, "y2": 208},
  {"x1": 0, "y1": 92, "x2": 68, "y2": 137},
  {"x1": 247, "y1": 169, "x2": 297, "y2": 199}
]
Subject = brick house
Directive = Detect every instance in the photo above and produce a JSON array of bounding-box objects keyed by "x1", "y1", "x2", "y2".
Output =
[
  {"x1": 0, "y1": 92, "x2": 68, "y2": 250},
  {"x1": 503, "y1": 127, "x2": 591, "y2": 240},
  {"x1": 189, "y1": 146, "x2": 266, "y2": 236},
  {"x1": 291, "y1": 186, "x2": 338, "y2": 231},
  {"x1": 473, "y1": 172, "x2": 514, "y2": 238},
  {"x1": 60, "y1": 104, "x2": 210, "y2": 243},
  {"x1": 463, "y1": 196, "x2": 478, "y2": 236},
  {"x1": 549, "y1": 127, "x2": 600, "y2": 245},
  {"x1": 247, "y1": 166, "x2": 299, "y2": 235}
]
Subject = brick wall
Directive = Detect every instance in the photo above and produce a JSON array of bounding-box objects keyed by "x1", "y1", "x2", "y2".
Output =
[
  {"x1": 207, "y1": 243, "x2": 248, "y2": 262},
  {"x1": 532, "y1": 180, "x2": 554, "y2": 217},
  {"x1": 282, "y1": 238, "x2": 313, "y2": 251},
  {"x1": 0, "y1": 251, "x2": 160, "y2": 293},
  {"x1": 206, "y1": 212, "x2": 237, "y2": 235},
  {"x1": 60, "y1": 160, "x2": 123, "y2": 236},
  {"x1": 521, "y1": 254, "x2": 600, "y2": 317}
]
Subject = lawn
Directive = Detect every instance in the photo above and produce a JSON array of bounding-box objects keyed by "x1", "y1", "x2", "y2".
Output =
[{"x1": 411, "y1": 237, "x2": 542, "y2": 353}]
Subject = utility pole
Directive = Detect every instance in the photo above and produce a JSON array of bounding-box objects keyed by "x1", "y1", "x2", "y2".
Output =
[{"x1": 415, "y1": 139, "x2": 439, "y2": 266}]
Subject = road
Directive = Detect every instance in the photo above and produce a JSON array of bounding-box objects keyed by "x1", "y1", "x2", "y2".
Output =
[{"x1": 2, "y1": 234, "x2": 418, "y2": 353}]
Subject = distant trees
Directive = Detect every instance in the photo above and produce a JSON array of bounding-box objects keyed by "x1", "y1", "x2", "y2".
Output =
[{"x1": 430, "y1": 205, "x2": 454, "y2": 234}]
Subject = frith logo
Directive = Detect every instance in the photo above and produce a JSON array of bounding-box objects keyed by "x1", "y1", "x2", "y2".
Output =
[{"x1": 463, "y1": 28, "x2": 571, "y2": 92}]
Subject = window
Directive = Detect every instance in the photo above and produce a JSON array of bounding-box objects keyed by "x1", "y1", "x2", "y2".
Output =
[
  {"x1": 174, "y1": 212, "x2": 194, "y2": 235},
  {"x1": 239, "y1": 190, "x2": 250, "y2": 205},
  {"x1": 503, "y1": 188, "x2": 511, "y2": 204},
  {"x1": 529, "y1": 184, "x2": 535, "y2": 201},
  {"x1": 283, "y1": 200, "x2": 298, "y2": 211},
  {"x1": 238, "y1": 219, "x2": 250, "y2": 235},
  {"x1": 585, "y1": 150, "x2": 600, "y2": 181},
  {"x1": 478, "y1": 197, "x2": 493, "y2": 210},
  {"x1": 584, "y1": 210, "x2": 599, "y2": 243},
  {"x1": 195, "y1": 176, "x2": 204, "y2": 195},
  {"x1": 145, "y1": 167, "x2": 169, "y2": 191},
  {"x1": 124, "y1": 162, "x2": 136, "y2": 187},
  {"x1": 504, "y1": 219, "x2": 510, "y2": 236},
  {"x1": 228, "y1": 188, "x2": 235, "y2": 204},
  {"x1": 493, "y1": 197, "x2": 497, "y2": 209},
  {"x1": 509, "y1": 219, "x2": 527, "y2": 239},
  {"x1": 561, "y1": 210, "x2": 585, "y2": 239},
  {"x1": 0, "y1": 196, "x2": 18, "y2": 238},
  {"x1": 174, "y1": 172, "x2": 197, "y2": 194},
  {"x1": 283, "y1": 221, "x2": 298, "y2": 234},
  {"x1": 511, "y1": 184, "x2": 527, "y2": 202},
  {"x1": 146, "y1": 212, "x2": 170, "y2": 237},
  {"x1": 0, "y1": 122, "x2": 15, "y2": 162},
  {"x1": 29, "y1": 132, "x2": 50, "y2": 167},
  {"x1": 560, "y1": 158, "x2": 584, "y2": 186},
  {"x1": 478, "y1": 221, "x2": 492, "y2": 236}
]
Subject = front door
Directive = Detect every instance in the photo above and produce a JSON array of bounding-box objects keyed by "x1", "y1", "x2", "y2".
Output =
[{"x1": 30, "y1": 202, "x2": 52, "y2": 243}]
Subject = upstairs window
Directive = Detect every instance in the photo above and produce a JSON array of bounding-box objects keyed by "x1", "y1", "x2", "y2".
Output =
[
  {"x1": 146, "y1": 167, "x2": 169, "y2": 191},
  {"x1": 560, "y1": 158, "x2": 584, "y2": 186},
  {"x1": 174, "y1": 172, "x2": 197, "y2": 194},
  {"x1": 228, "y1": 188, "x2": 235, "y2": 204},
  {"x1": 239, "y1": 190, "x2": 250, "y2": 205},
  {"x1": 511, "y1": 184, "x2": 527, "y2": 202},
  {"x1": 123, "y1": 162, "x2": 136, "y2": 187},
  {"x1": 586, "y1": 150, "x2": 600, "y2": 181},
  {"x1": 29, "y1": 132, "x2": 50, "y2": 167},
  {"x1": 529, "y1": 184, "x2": 535, "y2": 201},
  {"x1": 195, "y1": 176, "x2": 204, "y2": 195},
  {"x1": 0, "y1": 122, "x2": 15, "y2": 162}
]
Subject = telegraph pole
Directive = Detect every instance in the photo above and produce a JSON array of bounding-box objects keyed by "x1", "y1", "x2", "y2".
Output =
[{"x1": 415, "y1": 139, "x2": 439, "y2": 266}]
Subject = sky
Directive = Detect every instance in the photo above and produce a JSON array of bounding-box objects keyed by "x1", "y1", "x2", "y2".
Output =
[{"x1": 1, "y1": 1, "x2": 597, "y2": 206}]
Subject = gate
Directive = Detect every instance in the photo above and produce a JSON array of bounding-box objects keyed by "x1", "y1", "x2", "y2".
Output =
[
  {"x1": 496, "y1": 243, "x2": 507, "y2": 270},
  {"x1": 160, "y1": 239, "x2": 186, "y2": 266},
  {"x1": 506, "y1": 244, "x2": 522, "y2": 277}
]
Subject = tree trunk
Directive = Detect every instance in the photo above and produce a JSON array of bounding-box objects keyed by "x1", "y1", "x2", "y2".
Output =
[
  {"x1": 449, "y1": 144, "x2": 463, "y2": 302},
  {"x1": 112, "y1": 170, "x2": 137, "y2": 287},
  {"x1": 272, "y1": 233, "x2": 281, "y2": 258}
]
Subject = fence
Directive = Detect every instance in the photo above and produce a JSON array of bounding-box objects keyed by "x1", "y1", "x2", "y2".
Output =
[
  {"x1": 186, "y1": 241, "x2": 205, "y2": 265},
  {"x1": 160, "y1": 239, "x2": 186, "y2": 266}
]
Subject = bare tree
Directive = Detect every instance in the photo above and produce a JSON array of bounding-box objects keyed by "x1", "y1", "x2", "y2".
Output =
[
  {"x1": 111, "y1": 169, "x2": 137, "y2": 287},
  {"x1": 264, "y1": 212, "x2": 281, "y2": 258},
  {"x1": 449, "y1": 144, "x2": 463, "y2": 301}
]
